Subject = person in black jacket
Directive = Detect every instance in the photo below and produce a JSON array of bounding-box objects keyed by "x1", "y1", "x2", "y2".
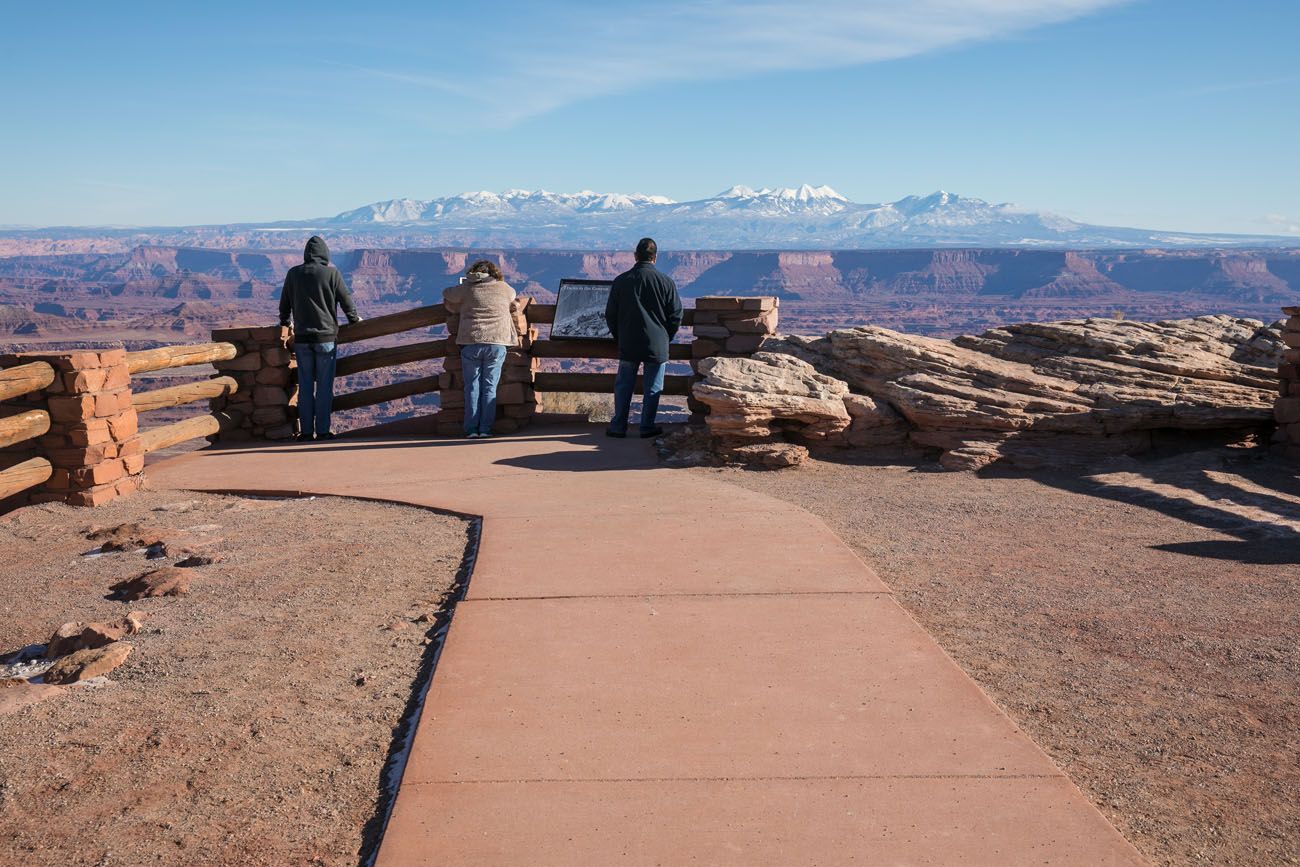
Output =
[
  {"x1": 278, "y1": 235, "x2": 361, "y2": 441},
  {"x1": 603, "y1": 237, "x2": 683, "y2": 438}
]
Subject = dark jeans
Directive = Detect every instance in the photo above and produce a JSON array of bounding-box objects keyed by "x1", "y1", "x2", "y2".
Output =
[
  {"x1": 462, "y1": 343, "x2": 508, "y2": 435},
  {"x1": 294, "y1": 341, "x2": 337, "y2": 437},
  {"x1": 610, "y1": 358, "x2": 665, "y2": 434}
]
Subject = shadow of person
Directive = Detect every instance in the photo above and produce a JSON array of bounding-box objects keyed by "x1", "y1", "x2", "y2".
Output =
[{"x1": 1152, "y1": 538, "x2": 1300, "y2": 565}]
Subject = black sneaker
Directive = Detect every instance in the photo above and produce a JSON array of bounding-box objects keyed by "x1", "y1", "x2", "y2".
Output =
[
  {"x1": 639, "y1": 426, "x2": 665, "y2": 439},
  {"x1": 605, "y1": 428, "x2": 627, "y2": 439},
  {"x1": 296, "y1": 433, "x2": 313, "y2": 442},
  {"x1": 319, "y1": 431, "x2": 337, "y2": 441}
]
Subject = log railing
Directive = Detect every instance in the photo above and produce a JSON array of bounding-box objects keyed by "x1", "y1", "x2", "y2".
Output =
[
  {"x1": 333, "y1": 375, "x2": 443, "y2": 412},
  {"x1": 337, "y1": 303, "x2": 448, "y2": 345},
  {"x1": 125, "y1": 342, "x2": 244, "y2": 454},
  {"x1": 126, "y1": 342, "x2": 237, "y2": 375},
  {"x1": 533, "y1": 372, "x2": 693, "y2": 396},
  {"x1": 327, "y1": 304, "x2": 451, "y2": 415},
  {"x1": 131, "y1": 376, "x2": 238, "y2": 414},
  {"x1": 0, "y1": 457, "x2": 53, "y2": 501},
  {"x1": 335, "y1": 339, "x2": 450, "y2": 378},
  {"x1": 1, "y1": 294, "x2": 776, "y2": 509},
  {"x1": 521, "y1": 304, "x2": 700, "y2": 327},
  {"x1": 0, "y1": 408, "x2": 51, "y2": 450},
  {"x1": 317, "y1": 297, "x2": 772, "y2": 433},
  {"x1": 138, "y1": 410, "x2": 242, "y2": 453},
  {"x1": 0, "y1": 361, "x2": 55, "y2": 401},
  {"x1": 0, "y1": 361, "x2": 57, "y2": 501}
]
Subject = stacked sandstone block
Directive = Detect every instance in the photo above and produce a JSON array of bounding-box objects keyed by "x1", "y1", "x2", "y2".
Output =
[
  {"x1": 210, "y1": 326, "x2": 296, "y2": 441},
  {"x1": 436, "y1": 299, "x2": 542, "y2": 436},
  {"x1": 1276, "y1": 305, "x2": 1300, "y2": 460},
  {"x1": 687, "y1": 296, "x2": 780, "y2": 420},
  {"x1": 1, "y1": 349, "x2": 143, "y2": 506}
]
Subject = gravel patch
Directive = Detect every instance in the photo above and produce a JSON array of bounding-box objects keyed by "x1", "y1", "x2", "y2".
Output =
[{"x1": 0, "y1": 491, "x2": 471, "y2": 866}]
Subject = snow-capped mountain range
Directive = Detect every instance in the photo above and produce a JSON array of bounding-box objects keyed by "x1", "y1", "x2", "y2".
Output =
[{"x1": 318, "y1": 184, "x2": 1296, "y2": 249}]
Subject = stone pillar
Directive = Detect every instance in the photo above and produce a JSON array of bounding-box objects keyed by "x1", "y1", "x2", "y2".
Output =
[
  {"x1": 1, "y1": 349, "x2": 144, "y2": 506},
  {"x1": 1275, "y1": 305, "x2": 1300, "y2": 460},
  {"x1": 210, "y1": 326, "x2": 296, "y2": 441},
  {"x1": 437, "y1": 299, "x2": 541, "y2": 436},
  {"x1": 688, "y1": 296, "x2": 780, "y2": 421}
]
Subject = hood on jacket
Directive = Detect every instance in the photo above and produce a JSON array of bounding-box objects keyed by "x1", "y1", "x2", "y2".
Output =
[{"x1": 304, "y1": 235, "x2": 330, "y2": 265}]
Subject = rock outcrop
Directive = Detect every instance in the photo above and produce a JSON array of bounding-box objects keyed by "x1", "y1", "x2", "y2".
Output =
[
  {"x1": 697, "y1": 315, "x2": 1283, "y2": 471},
  {"x1": 693, "y1": 353, "x2": 851, "y2": 467}
]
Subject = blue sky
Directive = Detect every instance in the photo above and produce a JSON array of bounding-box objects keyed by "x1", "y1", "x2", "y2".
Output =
[{"x1": 1, "y1": 0, "x2": 1296, "y2": 233}]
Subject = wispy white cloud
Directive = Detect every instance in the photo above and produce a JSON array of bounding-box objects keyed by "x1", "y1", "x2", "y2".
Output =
[
  {"x1": 363, "y1": 0, "x2": 1132, "y2": 124},
  {"x1": 1263, "y1": 214, "x2": 1300, "y2": 235}
]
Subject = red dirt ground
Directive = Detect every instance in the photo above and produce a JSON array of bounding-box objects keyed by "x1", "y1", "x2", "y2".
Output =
[{"x1": 0, "y1": 491, "x2": 470, "y2": 866}]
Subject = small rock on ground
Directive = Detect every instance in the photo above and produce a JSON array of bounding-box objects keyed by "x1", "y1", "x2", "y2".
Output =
[
  {"x1": 43, "y1": 642, "x2": 133, "y2": 685},
  {"x1": 109, "y1": 567, "x2": 192, "y2": 600}
]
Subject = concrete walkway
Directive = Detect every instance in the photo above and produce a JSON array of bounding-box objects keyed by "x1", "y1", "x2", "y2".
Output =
[{"x1": 149, "y1": 427, "x2": 1144, "y2": 865}]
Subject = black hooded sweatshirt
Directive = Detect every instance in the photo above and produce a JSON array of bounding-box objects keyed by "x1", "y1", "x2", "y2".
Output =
[{"x1": 278, "y1": 236, "x2": 361, "y2": 344}]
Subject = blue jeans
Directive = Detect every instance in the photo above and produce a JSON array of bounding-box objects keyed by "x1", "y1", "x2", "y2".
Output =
[
  {"x1": 294, "y1": 341, "x2": 337, "y2": 438},
  {"x1": 461, "y1": 343, "x2": 508, "y2": 435},
  {"x1": 610, "y1": 359, "x2": 665, "y2": 434}
]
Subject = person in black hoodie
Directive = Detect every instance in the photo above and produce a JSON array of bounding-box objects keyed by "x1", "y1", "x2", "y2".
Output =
[
  {"x1": 603, "y1": 237, "x2": 683, "y2": 438},
  {"x1": 278, "y1": 236, "x2": 361, "y2": 441}
]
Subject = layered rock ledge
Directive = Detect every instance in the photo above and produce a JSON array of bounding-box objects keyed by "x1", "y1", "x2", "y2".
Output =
[{"x1": 693, "y1": 315, "x2": 1283, "y2": 470}]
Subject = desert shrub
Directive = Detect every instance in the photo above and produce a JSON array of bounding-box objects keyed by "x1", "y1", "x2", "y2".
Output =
[{"x1": 543, "y1": 391, "x2": 615, "y2": 422}]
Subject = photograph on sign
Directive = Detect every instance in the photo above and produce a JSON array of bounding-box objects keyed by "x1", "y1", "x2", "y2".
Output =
[{"x1": 552, "y1": 279, "x2": 615, "y2": 340}]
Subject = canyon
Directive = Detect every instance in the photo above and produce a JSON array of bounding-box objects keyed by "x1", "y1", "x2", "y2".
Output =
[
  {"x1": 1, "y1": 244, "x2": 1295, "y2": 433},
  {"x1": 2, "y1": 245, "x2": 1297, "y2": 338}
]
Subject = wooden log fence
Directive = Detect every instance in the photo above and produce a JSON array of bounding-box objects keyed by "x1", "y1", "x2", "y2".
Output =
[
  {"x1": 336, "y1": 339, "x2": 449, "y2": 377},
  {"x1": 1, "y1": 361, "x2": 59, "y2": 504},
  {"x1": 126, "y1": 342, "x2": 237, "y2": 374},
  {"x1": 0, "y1": 361, "x2": 55, "y2": 401},
  {"x1": 0, "y1": 457, "x2": 52, "y2": 501},
  {"x1": 523, "y1": 304, "x2": 698, "y2": 327},
  {"x1": 0, "y1": 409, "x2": 51, "y2": 450},
  {"x1": 333, "y1": 375, "x2": 442, "y2": 413},
  {"x1": 138, "y1": 410, "x2": 243, "y2": 454},
  {"x1": 131, "y1": 376, "x2": 238, "y2": 413},
  {"x1": 530, "y1": 340, "x2": 693, "y2": 361},
  {"x1": 533, "y1": 372, "x2": 692, "y2": 396},
  {"x1": 337, "y1": 303, "x2": 447, "y2": 345},
  {"x1": 0, "y1": 295, "x2": 778, "y2": 510}
]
